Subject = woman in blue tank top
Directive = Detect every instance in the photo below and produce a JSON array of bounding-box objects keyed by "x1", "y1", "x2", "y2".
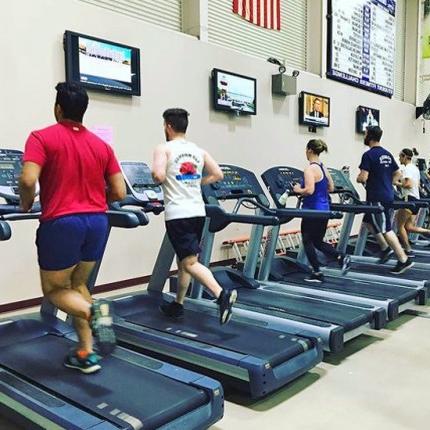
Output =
[{"x1": 293, "y1": 139, "x2": 350, "y2": 283}]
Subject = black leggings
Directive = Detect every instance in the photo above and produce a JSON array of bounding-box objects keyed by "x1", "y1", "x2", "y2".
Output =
[{"x1": 301, "y1": 218, "x2": 339, "y2": 272}]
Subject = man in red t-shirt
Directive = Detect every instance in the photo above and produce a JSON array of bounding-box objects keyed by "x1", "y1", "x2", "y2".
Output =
[{"x1": 19, "y1": 82, "x2": 126, "y2": 374}]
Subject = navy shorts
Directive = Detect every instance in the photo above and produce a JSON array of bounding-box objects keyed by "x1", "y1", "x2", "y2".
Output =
[
  {"x1": 165, "y1": 216, "x2": 206, "y2": 261},
  {"x1": 363, "y1": 203, "x2": 393, "y2": 234},
  {"x1": 36, "y1": 213, "x2": 109, "y2": 271}
]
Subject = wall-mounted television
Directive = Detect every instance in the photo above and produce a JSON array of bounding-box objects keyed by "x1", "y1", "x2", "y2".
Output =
[
  {"x1": 299, "y1": 92, "x2": 330, "y2": 127},
  {"x1": 212, "y1": 69, "x2": 256, "y2": 115},
  {"x1": 355, "y1": 106, "x2": 380, "y2": 134},
  {"x1": 64, "y1": 30, "x2": 141, "y2": 96}
]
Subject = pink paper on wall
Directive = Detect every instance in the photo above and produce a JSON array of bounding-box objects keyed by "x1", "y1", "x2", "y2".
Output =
[{"x1": 90, "y1": 126, "x2": 114, "y2": 147}]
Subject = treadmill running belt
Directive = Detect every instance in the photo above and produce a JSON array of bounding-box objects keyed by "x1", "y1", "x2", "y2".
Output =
[
  {"x1": 236, "y1": 289, "x2": 372, "y2": 331},
  {"x1": 0, "y1": 335, "x2": 207, "y2": 429},
  {"x1": 349, "y1": 262, "x2": 429, "y2": 282},
  {"x1": 282, "y1": 272, "x2": 417, "y2": 304},
  {"x1": 124, "y1": 300, "x2": 307, "y2": 367}
]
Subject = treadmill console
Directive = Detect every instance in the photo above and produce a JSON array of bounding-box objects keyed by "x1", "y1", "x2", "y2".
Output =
[
  {"x1": 261, "y1": 166, "x2": 304, "y2": 208},
  {"x1": 0, "y1": 149, "x2": 27, "y2": 203},
  {"x1": 328, "y1": 168, "x2": 360, "y2": 200},
  {"x1": 121, "y1": 161, "x2": 163, "y2": 203},
  {"x1": 202, "y1": 165, "x2": 267, "y2": 204}
]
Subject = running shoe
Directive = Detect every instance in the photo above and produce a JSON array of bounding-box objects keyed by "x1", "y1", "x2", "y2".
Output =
[
  {"x1": 159, "y1": 301, "x2": 184, "y2": 319},
  {"x1": 217, "y1": 289, "x2": 237, "y2": 325},
  {"x1": 90, "y1": 299, "x2": 116, "y2": 356},
  {"x1": 64, "y1": 350, "x2": 101, "y2": 374}
]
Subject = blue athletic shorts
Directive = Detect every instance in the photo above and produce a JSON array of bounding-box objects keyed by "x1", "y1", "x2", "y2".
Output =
[
  {"x1": 36, "y1": 213, "x2": 109, "y2": 271},
  {"x1": 363, "y1": 203, "x2": 393, "y2": 234}
]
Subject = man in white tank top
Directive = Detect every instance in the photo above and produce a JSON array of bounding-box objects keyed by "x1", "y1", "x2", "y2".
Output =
[{"x1": 152, "y1": 108, "x2": 237, "y2": 324}]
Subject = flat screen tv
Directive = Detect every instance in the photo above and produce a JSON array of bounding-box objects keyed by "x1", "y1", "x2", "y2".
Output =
[
  {"x1": 299, "y1": 92, "x2": 330, "y2": 127},
  {"x1": 64, "y1": 30, "x2": 141, "y2": 96},
  {"x1": 356, "y1": 106, "x2": 380, "y2": 134},
  {"x1": 212, "y1": 69, "x2": 256, "y2": 115}
]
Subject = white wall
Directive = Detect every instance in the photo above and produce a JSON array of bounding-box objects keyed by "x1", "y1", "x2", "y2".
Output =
[{"x1": 0, "y1": 0, "x2": 428, "y2": 304}]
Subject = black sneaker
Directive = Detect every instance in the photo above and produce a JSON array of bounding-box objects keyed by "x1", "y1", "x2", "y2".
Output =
[
  {"x1": 64, "y1": 350, "x2": 101, "y2": 374},
  {"x1": 379, "y1": 248, "x2": 394, "y2": 264},
  {"x1": 159, "y1": 301, "x2": 184, "y2": 319},
  {"x1": 339, "y1": 255, "x2": 351, "y2": 275},
  {"x1": 217, "y1": 289, "x2": 237, "y2": 325},
  {"x1": 304, "y1": 272, "x2": 324, "y2": 283},
  {"x1": 390, "y1": 258, "x2": 415, "y2": 274},
  {"x1": 405, "y1": 250, "x2": 416, "y2": 258},
  {"x1": 90, "y1": 299, "x2": 116, "y2": 356}
]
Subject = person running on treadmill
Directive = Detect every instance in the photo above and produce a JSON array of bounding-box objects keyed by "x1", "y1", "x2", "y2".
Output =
[
  {"x1": 293, "y1": 139, "x2": 351, "y2": 283},
  {"x1": 395, "y1": 148, "x2": 430, "y2": 257},
  {"x1": 19, "y1": 82, "x2": 125, "y2": 373},
  {"x1": 356, "y1": 126, "x2": 414, "y2": 274},
  {"x1": 152, "y1": 108, "x2": 237, "y2": 324}
]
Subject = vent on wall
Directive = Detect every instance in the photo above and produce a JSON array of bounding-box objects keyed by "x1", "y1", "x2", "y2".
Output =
[
  {"x1": 78, "y1": 0, "x2": 182, "y2": 32},
  {"x1": 208, "y1": 0, "x2": 307, "y2": 71}
]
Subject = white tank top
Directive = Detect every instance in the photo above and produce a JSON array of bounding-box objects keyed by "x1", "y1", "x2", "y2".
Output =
[{"x1": 162, "y1": 139, "x2": 206, "y2": 221}]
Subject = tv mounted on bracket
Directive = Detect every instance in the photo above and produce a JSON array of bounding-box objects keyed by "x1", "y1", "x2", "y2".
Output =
[
  {"x1": 356, "y1": 106, "x2": 380, "y2": 134},
  {"x1": 299, "y1": 91, "x2": 330, "y2": 128},
  {"x1": 64, "y1": 30, "x2": 141, "y2": 96},
  {"x1": 212, "y1": 68, "x2": 257, "y2": 115}
]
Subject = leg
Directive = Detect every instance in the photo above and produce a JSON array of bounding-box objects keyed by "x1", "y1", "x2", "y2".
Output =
[
  {"x1": 405, "y1": 214, "x2": 430, "y2": 234},
  {"x1": 396, "y1": 209, "x2": 411, "y2": 251},
  {"x1": 311, "y1": 219, "x2": 340, "y2": 259},
  {"x1": 176, "y1": 258, "x2": 192, "y2": 305},
  {"x1": 365, "y1": 222, "x2": 389, "y2": 251},
  {"x1": 301, "y1": 219, "x2": 321, "y2": 272},
  {"x1": 71, "y1": 261, "x2": 97, "y2": 352},
  {"x1": 181, "y1": 255, "x2": 222, "y2": 299},
  {"x1": 40, "y1": 267, "x2": 91, "y2": 320},
  {"x1": 384, "y1": 231, "x2": 408, "y2": 263}
]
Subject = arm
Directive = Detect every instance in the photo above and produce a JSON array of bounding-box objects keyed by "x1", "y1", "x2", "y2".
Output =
[
  {"x1": 19, "y1": 162, "x2": 41, "y2": 212},
  {"x1": 201, "y1": 151, "x2": 223, "y2": 185},
  {"x1": 293, "y1": 166, "x2": 315, "y2": 196},
  {"x1": 151, "y1": 145, "x2": 168, "y2": 184},
  {"x1": 324, "y1": 166, "x2": 335, "y2": 193},
  {"x1": 356, "y1": 169, "x2": 369, "y2": 184},
  {"x1": 106, "y1": 172, "x2": 126, "y2": 203},
  {"x1": 392, "y1": 169, "x2": 403, "y2": 186}
]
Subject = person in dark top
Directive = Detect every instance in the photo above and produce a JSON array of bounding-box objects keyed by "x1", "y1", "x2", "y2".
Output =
[
  {"x1": 293, "y1": 139, "x2": 350, "y2": 283},
  {"x1": 20, "y1": 82, "x2": 126, "y2": 373},
  {"x1": 356, "y1": 126, "x2": 414, "y2": 274},
  {"x1": 309, "y1": 98, "x2": 324, "y2": 118}
]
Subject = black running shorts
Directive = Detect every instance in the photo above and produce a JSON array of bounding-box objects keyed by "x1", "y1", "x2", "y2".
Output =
[{"x1": 165, "y1": 216, "x2": 206, "y2": 261}]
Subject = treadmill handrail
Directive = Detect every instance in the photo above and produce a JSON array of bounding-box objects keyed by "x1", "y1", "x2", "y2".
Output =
[
  {"x1": 385, "y1": 201, "x2": 417, "y2": 210},
  {"x1": 330, "y1": 203, "x2": 384, "y2": 214},
  {"x1": 205, "y1": 204, "x2": 279, "y2": 232},
  {"x1": 106, "y1": 209, "x2": 142, "y2": 229},
  {"x1": 109, "y1": 202, "x2": 150, "y2": 226}
]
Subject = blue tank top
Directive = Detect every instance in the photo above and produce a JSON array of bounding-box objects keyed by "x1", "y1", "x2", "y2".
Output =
[{"x1": 302, "y1": 162, "x2": 330, "y2": 210}]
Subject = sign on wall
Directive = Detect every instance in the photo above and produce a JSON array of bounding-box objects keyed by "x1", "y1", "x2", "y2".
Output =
[{"x1": 327, "y1": 0, "x2": 396, "y2": 97}]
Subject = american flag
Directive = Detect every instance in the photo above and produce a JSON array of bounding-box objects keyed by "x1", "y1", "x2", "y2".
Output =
[{"x1": 233, "y1": 0, "x2": 281, "y2": 31}]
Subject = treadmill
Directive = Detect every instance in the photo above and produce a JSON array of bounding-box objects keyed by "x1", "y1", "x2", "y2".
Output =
[
  {"x1": 323, "y1": 167, "x2": 430, "y2": 293},
  {"x1": 0, "y1": 150, "x2": 223, "y2": 430},
  {"x1": 187, "y1": 165, "x2": 387, "y2": 353},
  {"x1": 256, "y1": 166, "x2": 427, "y2": 321},
  {"x1": 97, "y1": 161, "x2": 325, "y2": 399}
]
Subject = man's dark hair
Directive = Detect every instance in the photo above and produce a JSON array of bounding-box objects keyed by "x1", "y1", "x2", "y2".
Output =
[
  {"x1": 366, "y1": 125, "x2": 383, "y2": 142},
  {"x1": 163, "y1": 108, "x2": 189, "y2": 133},
  {"x1": 55, "y1": 82, "x2": 89, "y2": 122}
]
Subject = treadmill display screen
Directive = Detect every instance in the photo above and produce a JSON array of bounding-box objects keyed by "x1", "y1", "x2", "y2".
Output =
[
  {"x1": 211, "y1": 166, "x2": 254, "y2": 198},
  {"x1": 0, "y1": 159, "x2": 22, "y2": 187},
  {"x1": 122, "y1": 163, "x2": 161, "y2": 193},
  {"x1": 275, "y1": 168, "x2": 303, "y2": 192}
]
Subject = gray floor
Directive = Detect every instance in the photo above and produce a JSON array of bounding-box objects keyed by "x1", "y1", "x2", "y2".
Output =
[{"x1": 213, "y1": 305, "x2": 430, "y2": 430}]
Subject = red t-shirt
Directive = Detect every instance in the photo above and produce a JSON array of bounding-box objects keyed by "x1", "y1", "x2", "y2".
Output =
[{"x1": 23, "y1": 121, "x2": 121, "y2": 221}]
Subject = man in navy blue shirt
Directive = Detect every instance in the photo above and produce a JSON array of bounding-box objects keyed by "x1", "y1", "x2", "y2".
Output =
[{"x1": 357, "y1": 126, "x2": 414, "y2": 274}]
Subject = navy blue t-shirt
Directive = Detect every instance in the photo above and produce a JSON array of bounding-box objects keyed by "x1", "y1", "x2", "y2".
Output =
[{"x1": 359, "y1": 146, "x2": 399, "y2": 202}]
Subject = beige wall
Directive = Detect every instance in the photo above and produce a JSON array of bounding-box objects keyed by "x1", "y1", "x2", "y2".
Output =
[{"x1": 0, "y1": 0, "x2": 428, "y2": 304}]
